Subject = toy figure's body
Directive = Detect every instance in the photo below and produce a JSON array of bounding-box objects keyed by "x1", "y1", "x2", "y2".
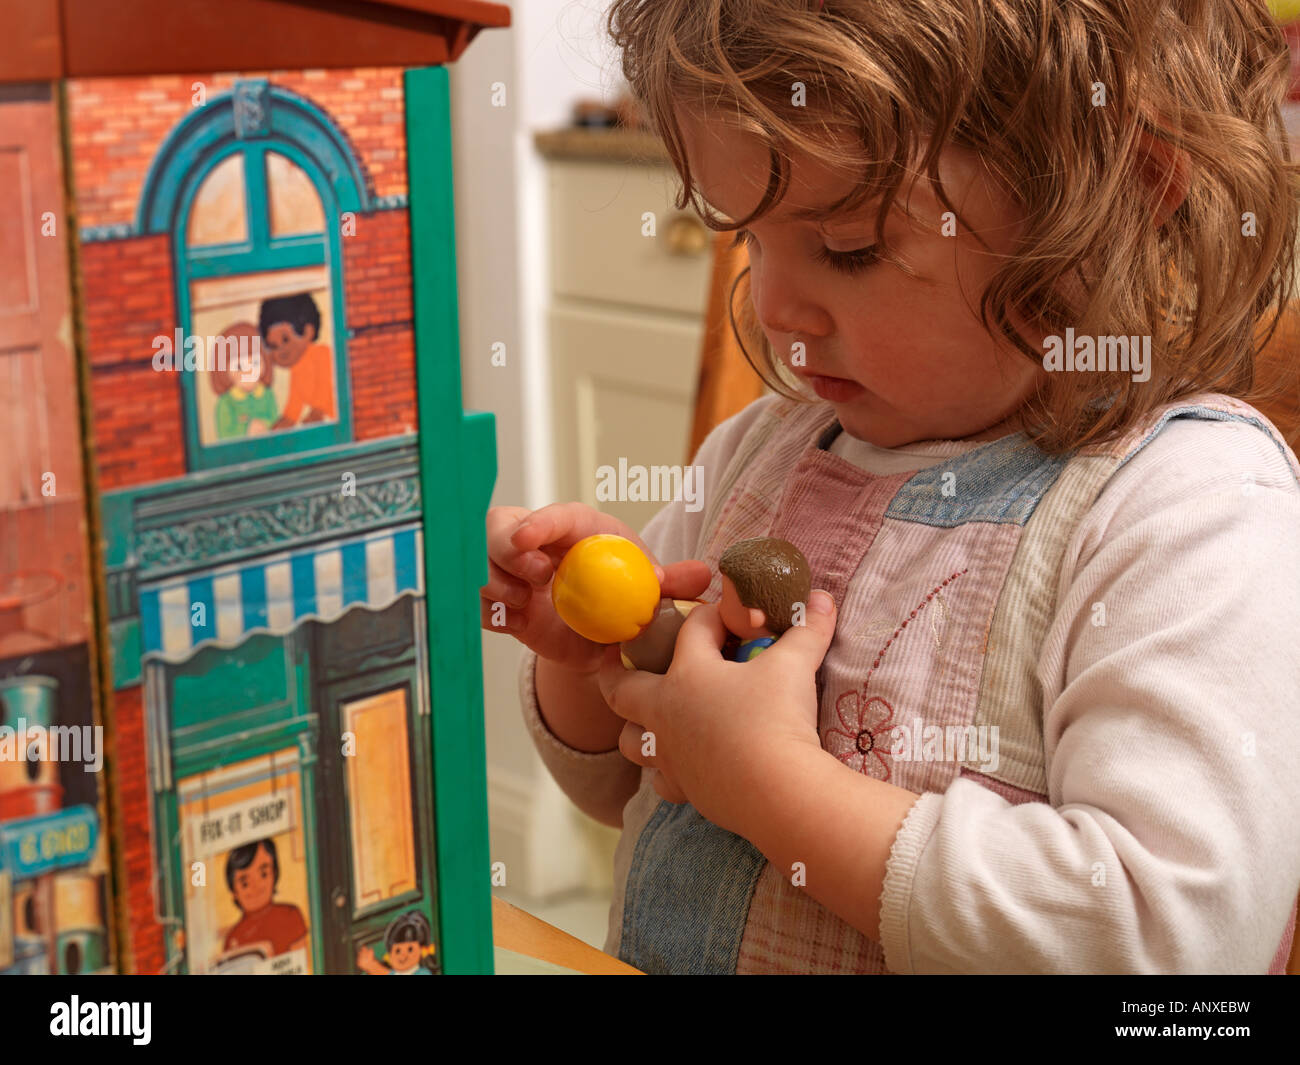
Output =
[{"x1": 729, "y1": 635, "x2": 775, "y2": 662}]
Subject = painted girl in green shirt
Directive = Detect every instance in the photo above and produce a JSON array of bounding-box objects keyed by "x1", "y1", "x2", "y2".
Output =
[{"x1": 209, "y1": 322, "x2": 279, "y2": 439}]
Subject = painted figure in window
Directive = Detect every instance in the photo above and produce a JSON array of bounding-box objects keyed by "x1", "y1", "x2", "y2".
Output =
[
  {"x1": 210, "y1": 321, "x2": 278, "y2": 439},
  {"x1": 218, "y1": 838, "x2": 309, "y2": 962},
  {"x1": 718, "y1": 538, "x2": 812, "y2": 662},
  {"x1": 260, "y1": 292, "x2": 337, "y2": 429},
  {"x1": 356, "y1": 910, "x2": 438, "y2": 975}
]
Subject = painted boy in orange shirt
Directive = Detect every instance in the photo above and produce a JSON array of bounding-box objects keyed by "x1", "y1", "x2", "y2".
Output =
[{"x1": 259, "y1": 292, "x2": 337, "y2": 429}]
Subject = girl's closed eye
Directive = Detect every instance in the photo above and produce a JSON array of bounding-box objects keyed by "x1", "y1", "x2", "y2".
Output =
[{"x1": 730, "y1": 227, "x2": 881, "y2": 276}]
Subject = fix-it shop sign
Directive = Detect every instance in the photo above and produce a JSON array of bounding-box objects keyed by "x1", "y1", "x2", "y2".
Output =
[{"x1": 186, "y1": 794, "x2": 295, "y2": 862}]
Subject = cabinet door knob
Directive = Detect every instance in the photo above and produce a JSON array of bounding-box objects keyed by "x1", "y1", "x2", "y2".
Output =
[{"x1": 665, "y1": 213, "x2": 709, "y2": 256}]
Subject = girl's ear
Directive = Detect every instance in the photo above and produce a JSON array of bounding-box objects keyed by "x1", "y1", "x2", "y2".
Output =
[{"x1": 1133, "y1": 126, "x2": 1192, "y2": 228}]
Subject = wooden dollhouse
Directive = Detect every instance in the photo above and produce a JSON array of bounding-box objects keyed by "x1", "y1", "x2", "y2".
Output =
[{"x1": 0, "y1": 0, "x2": 508, "y2": 975}]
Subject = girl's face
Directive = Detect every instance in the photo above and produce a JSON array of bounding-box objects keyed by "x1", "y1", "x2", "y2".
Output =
[
  {"x1": 679, "y1": 110, "x2": 1047, "y2": 446},
  {"x1": 388, "y1": 940, "x2": 421, "y2": 970}
]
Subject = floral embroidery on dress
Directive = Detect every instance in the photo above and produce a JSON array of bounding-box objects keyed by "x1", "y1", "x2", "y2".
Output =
[
  {"x1": 824, "y1": 568, "x2": 968, "y2": 779},
  {"x1": 826, "y1": 691, "x2": 896, "y2": 780}
]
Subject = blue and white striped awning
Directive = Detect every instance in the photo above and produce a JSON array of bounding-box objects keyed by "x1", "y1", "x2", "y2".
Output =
[{"x1": 139, "y1": 523, "x2": 424, "y2": 662}]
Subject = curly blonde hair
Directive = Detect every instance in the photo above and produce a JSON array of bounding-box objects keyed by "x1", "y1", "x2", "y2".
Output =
[{"x1": 608, "y1": 0, "x2": 1300, "y2": 452}]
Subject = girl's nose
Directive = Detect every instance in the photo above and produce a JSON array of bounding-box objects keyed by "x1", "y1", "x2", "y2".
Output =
[{"x1": 750, "y1": 258, "x2": 830, "y2": 340}]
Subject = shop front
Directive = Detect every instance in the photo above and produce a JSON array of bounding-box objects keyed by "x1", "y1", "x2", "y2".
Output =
[{"x1": 106, "y1": 438, "x2": 442, "y2": 974}]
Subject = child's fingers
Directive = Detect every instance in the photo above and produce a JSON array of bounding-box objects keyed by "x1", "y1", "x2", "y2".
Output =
[
  {"x1": 671, "y1": 600, "x2": 731, "y2": 663},
  {"x1": 509, "y1": 502, "x2": 658, "y2": 567},
  {"x1": 479, "y1": 597, "x2": 524, "y2": 634},
  {"x1": 597, "y1": 644, "x2": 659, "y2": 723},
  {"x1": 616, "y1": 719, "x2": 651, "y2": 766},
  {"x1": 486, "y1": 507, "x2": 554, "y2": 585},
  {"x1": 658, "y1": 559, "x2": 712, "y2": 601},
  {"x1": 480, "y1": 560, "x2": 532, "y2": 609},
  {"x1": 765, "y1": 589, "x2": 837, "y2": 666}
]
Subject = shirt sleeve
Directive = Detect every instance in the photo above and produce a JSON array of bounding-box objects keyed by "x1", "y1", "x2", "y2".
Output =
[
  {"x1": 878, "y1": 417, "x2": 1300, "y2": 973},
  {"x1": 518, "y1": 395, "x2": 783, "y2": 816}
]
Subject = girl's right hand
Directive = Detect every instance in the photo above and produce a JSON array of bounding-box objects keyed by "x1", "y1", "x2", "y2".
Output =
[{"x1": 481, "y1": 502, "x2": 712, "y2": 674}]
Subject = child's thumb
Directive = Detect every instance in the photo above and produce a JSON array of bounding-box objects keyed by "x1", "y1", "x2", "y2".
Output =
[{"x1": 771, "y1": 589, "x2": 837, "y2": 664}]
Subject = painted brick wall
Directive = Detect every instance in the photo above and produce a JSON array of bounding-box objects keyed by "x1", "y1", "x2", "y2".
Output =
[
  {"x1": 111, "y1": 682, "x2": 167, "y2": 975},
  {"x1": 78, "y1": 235, "x2": 187, "y2": 490},
  {"x1": 344, "y1": 208, "x2": 417, "y2": 439},
  {"x1": 67, "y1": 68, "x2": 407, "y2": 230},
  {"x1": 81, "y1": 209, "x2": 416, "y2": 486}
]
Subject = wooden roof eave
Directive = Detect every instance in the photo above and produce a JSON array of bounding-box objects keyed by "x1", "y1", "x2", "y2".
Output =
[{"x1": 0, "y1": 0, "x2": 511, "y2": 84}]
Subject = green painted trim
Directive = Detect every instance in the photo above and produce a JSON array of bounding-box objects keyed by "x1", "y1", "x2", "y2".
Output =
[
  {"x1": 155, "y1": 789, "x2": 185, "y2": 972},
  {"x1": 186, "y1": 241, "x2": 326, "y2": 277},
  {"x1": 171, "y1": 715, "x2": 311, "y2": 778},
  {"x1": 245, "y1": 143, "x2": 272, "y2": 249},
  {"x1": 110, "y1": 619, "x2": 141, "y2": 691},
  {"x1": 406, "y1": 65, "x2": 496, "y2": 975}
]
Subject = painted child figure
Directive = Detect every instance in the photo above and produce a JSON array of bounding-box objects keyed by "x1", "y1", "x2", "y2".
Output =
[
  {"x1": 210, "y1": 321, "x2": 278, "y2": 439},
  {"x1": 717, "y1": 537, "x2": 811, "y2": 662},
  {"x1": 259, "y1": 292, "x2": 337, "y2": 430},
  {"x1": 356, "y1": 910, "x2": 437, "y2": 975}
]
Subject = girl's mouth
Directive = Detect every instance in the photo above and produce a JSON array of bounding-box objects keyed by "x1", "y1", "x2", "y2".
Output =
[{"x1": 806, "y1": 374, "x2": 864, "y2": 403}]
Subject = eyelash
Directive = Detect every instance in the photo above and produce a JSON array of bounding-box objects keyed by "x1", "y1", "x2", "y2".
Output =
[{"x1": 730, "y1": 228, "x2": 880, "y2": 276}]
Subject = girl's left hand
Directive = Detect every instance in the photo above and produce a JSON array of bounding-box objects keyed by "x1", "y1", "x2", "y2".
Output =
[{"x1": 596, "y1": 589, "x2": 837, "y2": 838}]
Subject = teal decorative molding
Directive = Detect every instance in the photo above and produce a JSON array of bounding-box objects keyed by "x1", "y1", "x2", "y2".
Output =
[
  {"x1": 137, "y1": 81, "x2": 372, "y2": 234},
  {"x1": 134, "y1": 471, "x2": 419, "y2": 573},
  {"x1": 232, "y1": 79, "x2": 271, "y2": 139},
  {"x1": 103, "y1": 436, "x2": 420, "y2": 582},
  {"x1": 80, "y1": 222, "x2": 136, "y2": 242}
]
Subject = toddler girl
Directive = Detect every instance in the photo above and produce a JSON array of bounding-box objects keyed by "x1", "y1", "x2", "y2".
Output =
[{"x1": 483, "y1": 0, "x2": 1300, "y2": 973}]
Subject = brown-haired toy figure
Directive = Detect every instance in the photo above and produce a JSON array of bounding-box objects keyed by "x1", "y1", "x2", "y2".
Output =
[
  {"x1": 718, "y1": 537, "x2": 811, "y2": 661},
  {"x1": 617, "y1": 537, "x2": 812, "y2": 672}
]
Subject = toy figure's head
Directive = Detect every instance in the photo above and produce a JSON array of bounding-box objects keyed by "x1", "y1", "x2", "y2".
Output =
[
  {"x1": 258, "y1": 293, "x2": 321, "y2": 368},
  {"x1": 209, "y1": 321, "x2": 273, "y2": 394},
  {"x1": 718, "y1": 537, "x2": 811, "y2": 639},
  {"x1": 385, "y1": 911, "x2": 433, "y2": 972},
  {"x1": 225, "y1": 838, "x2": 279, "y2": 914}
]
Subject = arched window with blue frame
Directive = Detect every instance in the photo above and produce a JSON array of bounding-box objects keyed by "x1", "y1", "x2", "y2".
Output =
[{"x1": 139, "y1": 79, "x2": 367, "y2": 470}]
